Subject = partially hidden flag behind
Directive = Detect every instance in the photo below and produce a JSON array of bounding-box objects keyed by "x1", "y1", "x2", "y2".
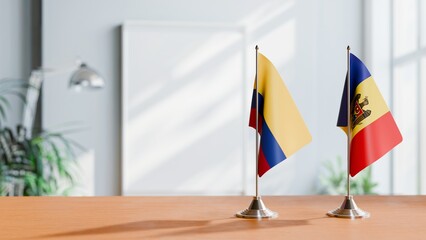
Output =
[
  {"x1": 337, "y1": 53, "x2": 403, "y2": 177},
  {"x1": 249, "y1": 53, "x2": 311, "y2": 177}
]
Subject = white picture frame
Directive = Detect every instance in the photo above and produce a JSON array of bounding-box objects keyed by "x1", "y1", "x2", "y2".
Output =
[{"x1": 121, "y1": 21, "x2": 248, "y2": 195}]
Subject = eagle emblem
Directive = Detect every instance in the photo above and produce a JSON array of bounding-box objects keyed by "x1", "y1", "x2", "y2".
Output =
[{"x1": 351, "y1": 93, "x2": 371, "y2": 129}]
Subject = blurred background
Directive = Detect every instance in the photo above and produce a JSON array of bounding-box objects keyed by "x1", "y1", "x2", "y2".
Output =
[{"x1": 0, "y1": 0, "x2": 424, "y2": 196}]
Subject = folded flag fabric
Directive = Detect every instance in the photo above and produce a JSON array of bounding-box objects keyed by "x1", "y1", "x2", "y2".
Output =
[
  {"x1": 249, "y1": 53, "x2": 311, "y2": 177},
  {"x1": 337, "y1": 53, "x2": 403, "y2": 176}
]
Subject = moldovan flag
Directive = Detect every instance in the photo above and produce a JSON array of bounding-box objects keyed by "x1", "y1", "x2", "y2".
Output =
[
  {"x1": 249, "y1": 53, "x2": 311, "y2": 177},
  {"x1": 337, "y1": 53, "x2": 402, "y2": 177}
]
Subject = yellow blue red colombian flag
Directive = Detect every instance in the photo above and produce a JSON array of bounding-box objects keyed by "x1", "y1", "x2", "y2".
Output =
[
  {"x1": 249, "y1": 53, "x2": 311, "y2": 177},
  {"x1": 337, "y1": 53, "x2": 402, "y2": 177}
]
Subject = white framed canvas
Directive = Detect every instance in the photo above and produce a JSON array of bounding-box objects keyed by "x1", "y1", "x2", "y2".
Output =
[{"x1": 121, "y1": 21, "x2": 248, "y2": 195}]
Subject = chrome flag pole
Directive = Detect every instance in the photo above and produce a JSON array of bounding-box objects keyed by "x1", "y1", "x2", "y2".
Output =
[
  {"x1": 236, "y1": 45, "x2": 277, "y2": 219},
  {"x1": 256, "y1": 44, "x2": 260, "y2": 199},
  {"x1": 327, "y1": 46, "x2": 369, "y2": 219}
]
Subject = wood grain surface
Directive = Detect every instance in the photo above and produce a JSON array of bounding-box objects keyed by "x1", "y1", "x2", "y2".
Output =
[{"x1": 0, "y1": 196, "x2": 425, "y2": 239}]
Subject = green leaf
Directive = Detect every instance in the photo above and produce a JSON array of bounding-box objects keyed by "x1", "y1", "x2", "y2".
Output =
[
  {"x1": 0, "y1": 96, "x2": 11, "y2": 109},
  {"x1": 318, "y1": 157, "x2": 378, "y2": 195},
  {"x1": 0, "y1": 104, "x2": 7, "y2": 122},
  {"x1": 24, "y1": 173, "x2": 38, "y2": 194}
]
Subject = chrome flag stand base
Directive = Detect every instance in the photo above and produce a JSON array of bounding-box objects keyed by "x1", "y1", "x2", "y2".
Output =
[
  {"x1": 236, "y1": 196, "x2": 278, "y2": 219},
  {"x1": 327, "y1": 195, "x2": 370, "y2": 219}
]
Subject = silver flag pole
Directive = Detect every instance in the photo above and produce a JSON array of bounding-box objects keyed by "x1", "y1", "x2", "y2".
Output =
[
  {"x1": 236, "y1": 45, "x2": 277, "y2": 219},
  {"x1": 327, "y1": 46, "x2": 370, "y2": 219}
]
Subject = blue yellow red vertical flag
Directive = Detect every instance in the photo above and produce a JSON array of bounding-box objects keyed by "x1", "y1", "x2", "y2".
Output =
[
  {"x1": 249, "y1": 53, "x2": 311, "y2": 177},
  {"x1": 337, "y1": 53, "x2": 403, "y2": 176}
]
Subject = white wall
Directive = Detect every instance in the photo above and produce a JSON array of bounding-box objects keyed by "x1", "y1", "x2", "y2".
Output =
[
  {"x1": 364, "y1": 0, "x2": 393, "y2": 194},
  {"x1": 365, "y1": 0, "x2": 426, "y2": 195},
  {"x1": 42, "y1": 0, "x2": 363, "y2": 195},
  {"x1": 0, "y1": 0, "x2": 31, "y2": 127}
]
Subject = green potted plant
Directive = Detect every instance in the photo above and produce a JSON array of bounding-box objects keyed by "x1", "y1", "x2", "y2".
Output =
[
  {"x1": 0, "y1": 79, "x2": 81, "y2": 196},
  {"x1": 318, "y1": 156, "x2": 378, "y2": 195}
]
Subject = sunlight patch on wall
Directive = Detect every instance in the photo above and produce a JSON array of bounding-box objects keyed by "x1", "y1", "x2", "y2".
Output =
[
  {"x1": 123, "y1": 24, "x2": 246, "y2": 195},
  {"x1": 393, "y1": 62, "x2": 418, "y2": 194}
]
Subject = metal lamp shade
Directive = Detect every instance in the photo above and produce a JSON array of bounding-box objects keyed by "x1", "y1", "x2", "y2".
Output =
[{"x1": 69, "y1": 63, "x2": 104, "y2": 90}]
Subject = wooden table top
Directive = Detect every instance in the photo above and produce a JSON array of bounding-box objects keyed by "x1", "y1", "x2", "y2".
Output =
[{"x1": 0, "y1": 196, "x2": 425, "y2": 239}]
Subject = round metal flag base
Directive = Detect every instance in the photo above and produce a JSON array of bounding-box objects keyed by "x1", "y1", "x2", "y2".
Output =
[
  {"x1": 236, "y1": 196, "x2": 278, "y2": 219},
  {"x1": 327, "y1": 195, "x2": 370, "y2": 219}
]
